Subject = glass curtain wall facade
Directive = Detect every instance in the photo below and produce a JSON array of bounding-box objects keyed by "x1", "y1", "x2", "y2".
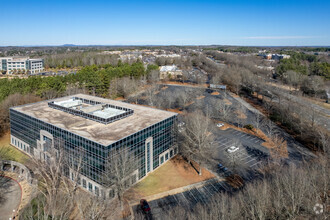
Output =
[{"x1": 10, "y1": 108, "x2": 177, "y2": 190}]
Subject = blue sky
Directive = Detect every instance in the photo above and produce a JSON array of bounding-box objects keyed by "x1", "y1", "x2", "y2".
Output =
[{"x1": 1, "y1": 0, "x2": 329, "y2": 46}]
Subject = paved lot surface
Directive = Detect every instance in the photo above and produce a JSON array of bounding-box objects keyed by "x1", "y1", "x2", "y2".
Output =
[
  {"x1": 129, "y1": 84, "x2": 316, "y2": 219},
  {"x1": 207, "y1": 127, "x2": 270, "y2": 183},
  {"x1": 133, "y1": 178, "x2": 232, "y2": 220},
  {"x1": 0, "y1": 177, "x2": 21, "y2": 220}
]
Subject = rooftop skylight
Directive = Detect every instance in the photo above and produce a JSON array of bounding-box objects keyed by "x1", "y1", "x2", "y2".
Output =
[{"x1": 48, "y1": 97, "x2": 133, "y2": 124}]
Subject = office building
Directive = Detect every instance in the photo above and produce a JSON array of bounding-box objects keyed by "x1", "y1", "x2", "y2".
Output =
[
  {"x1": 0, "y1": 57, "x2": 44, "y2": 74},
  {"x1": 10, "y1": 94, "x2": 178, "y2": 198}
]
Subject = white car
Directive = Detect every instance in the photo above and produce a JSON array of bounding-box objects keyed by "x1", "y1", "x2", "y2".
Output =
[
  {"x1": 178, "y1": 122, "x2": 185, "y2": 127},
  {"x1": 227, "y1": 146, "x2": 239, "y2": 153},
  {"x1": 217, "y1": 123, "x2": 224, "y2": 128}
]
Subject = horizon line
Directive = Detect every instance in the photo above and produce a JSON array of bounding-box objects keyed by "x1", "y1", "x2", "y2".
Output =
[{"x1": 1, "y1": 44, "x2": 330, "y2": 48}]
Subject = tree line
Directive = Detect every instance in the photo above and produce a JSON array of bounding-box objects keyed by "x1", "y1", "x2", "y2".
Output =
[
  {"x1": 0, "y1": 62, "x2": 158, "y2": 137},
  {"x1": 42, "y1": 52, "x2": 120, "y2": 69},
  {"x1": 276, "y1": 52, "x2": 330, "y2": 79},
  {"x1": 162, "y1": 157, "x2": 329, "y2": 220}
]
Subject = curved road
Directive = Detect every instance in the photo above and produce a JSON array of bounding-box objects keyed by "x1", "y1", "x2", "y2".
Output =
[{"x1": 0, "y1": 177, "x2": 21, "y2": 220}]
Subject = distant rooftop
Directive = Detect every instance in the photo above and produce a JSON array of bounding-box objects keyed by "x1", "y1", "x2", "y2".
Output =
[
  {"x1": 0, "y1": 57, "x2": 43, "y2": 61},
  {"x1": 160, "y1": 65, "x2": 180, "y2": 72},
  {"x1": 12, "y1": 94, "x2": 177, "y2": 146}
]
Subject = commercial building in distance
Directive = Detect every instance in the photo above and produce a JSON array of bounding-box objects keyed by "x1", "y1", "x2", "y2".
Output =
[
  {"x1": 10, "y1": 94, "x2": 177, "y2": 198},
  {"x1": 0, "y1": 57, "x2": 44, "y2": 74},
  {"x1": 159, "y1": 65, "x2": 183, "y2": 80}
]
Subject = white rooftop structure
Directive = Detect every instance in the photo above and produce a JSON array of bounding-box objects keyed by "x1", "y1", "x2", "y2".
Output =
[
  {"x1": 160, "y1": 65, "x2": 179, "y2": 72},
  {"x1": 53, "y1": 98, "x2": 127, "y2": 119}
]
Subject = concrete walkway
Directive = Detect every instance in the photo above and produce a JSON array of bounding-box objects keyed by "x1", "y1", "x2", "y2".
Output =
[{"x1": 0, "y1": 177, "x2": 22, "y2": 220}]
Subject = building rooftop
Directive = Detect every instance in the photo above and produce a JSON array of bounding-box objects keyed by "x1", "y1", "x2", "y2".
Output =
[
  {"x1": 160, "y1": 65, "x2": 180, "y2": 72},
  {"x1": 12, "y1": 94, "x2": 177, "y2": 146},
  {"x1": 0, "y1": 57, "x2": 43, "y2": 61}
]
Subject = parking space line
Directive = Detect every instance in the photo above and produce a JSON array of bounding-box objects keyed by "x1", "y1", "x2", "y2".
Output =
[
  {"x1": 188, "y1": 190, "x2": 199, "y2": 203},
  {"x1": 172, "y1": 194, "x2": 180, "y2": 204},
  {"x1": 221, "y1": 141, "x2": 231, "y2": 145},
  {"x1": 240, "y1": 155, "x2": 253, "y2": 161},
  {"x1": 210, "y1": 182, "x2": 221, "y2": 193},
  {"x1": 246, "y1": 158, "x2": 256, "y2": 164},
  {"x1": 250, "y1": 161, "x2": 262, "y2": 168},
  {"x1": 196, "y1": 188, "x2": 208, "y2": 204},
  {"x1": 203, "y1": 185, "x2": 214, "y2": 197},
  {"x1": 180, "y1": 192, "x2": 190, "y2": 204},
  {"x1": 218, "y1": 181, "x2": 229, "y2": 191}
]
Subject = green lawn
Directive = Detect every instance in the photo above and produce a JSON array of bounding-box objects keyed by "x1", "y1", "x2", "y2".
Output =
[
  {"x1": 0, "y1": 133, "x2": 29, "y2": 164},
  {"x1": 0, "y1": 145, "x2": 29, "y2": 164}
]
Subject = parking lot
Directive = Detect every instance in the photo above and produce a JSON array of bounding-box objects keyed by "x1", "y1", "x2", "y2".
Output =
[
  {"x1": 133, "y1": 178, "x2": 232, "y2": 220},
  {"x1": 213, "y1": 128, "x2": 270, "y2": 176},
  {"x1": 130, "y1": 84, "x2": 315, "y2": 219}
]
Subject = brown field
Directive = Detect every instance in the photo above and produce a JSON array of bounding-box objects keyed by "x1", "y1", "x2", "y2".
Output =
[
  {"x1": 124, "y1": 155, "x2": 215, "y2": 201},
  {"x1": 196, "y1": 95, "x2": 205, "y2": 100}
]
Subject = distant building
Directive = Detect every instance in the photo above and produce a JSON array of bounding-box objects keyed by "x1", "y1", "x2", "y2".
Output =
[
  {"x1": 10, "y1": 94, "x2": 178, "y2": 198},
  {"x1": 255, "y1": 65, "x2": 275, "y2": 71},
  {"x1": 101, "y1": 51, "x2": 122, "y2": 55},
  {"x1": 272, "y1": 54, "x2": 290, "y2": 60},
  {"x1": 258, "y1": 53, "x2": 290, "y2": 60},
  {"x1": 155, "y1": 54, "x2": 181, "y2": 58},
  {"x1": 159, "y1": 65, "x2": 183, "y2": 80},
  {"x1": 120, "y1": 54, "x2": 142, "y2": 62},
  {"x1": 0, "y1": 57, "x2": 44, "y2": 74}
]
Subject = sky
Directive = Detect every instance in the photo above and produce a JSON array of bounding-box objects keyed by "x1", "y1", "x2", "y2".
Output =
[{"x1": 1, "y1": 0, "x2": 330, "y2": 46}]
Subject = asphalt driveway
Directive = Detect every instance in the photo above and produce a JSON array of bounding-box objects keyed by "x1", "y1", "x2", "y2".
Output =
[{"x1": 0, "y1": 176, "x2": 21, "y2": 220}]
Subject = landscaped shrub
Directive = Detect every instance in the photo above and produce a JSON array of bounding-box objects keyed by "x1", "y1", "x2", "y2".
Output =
[{"x1": 243, "y1": 124, "x2": 254, "y2": 130}]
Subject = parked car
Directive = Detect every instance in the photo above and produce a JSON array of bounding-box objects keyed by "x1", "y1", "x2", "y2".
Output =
[
  {"x1": 206, "y1": 89, "x2": 213, "y2": 93},
  {"x1": 217, "y1": 123, "x2": 224, "y2": 128},
  {"x1": 218, "y1": 163, "x2": 228, "y2": 172},
  {"x1": 227, "y1": 146, "x2": 239, "y2": 153},
  {"x1": 140, "y1": 199, "x2": 151, "y2": 214}
]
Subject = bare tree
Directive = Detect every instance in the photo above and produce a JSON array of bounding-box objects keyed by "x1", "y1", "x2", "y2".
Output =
[
  {"x1": 234, "y1": 104, "x2": 247, "y2": 128},
  {"x1": 270, "y1": 134, "x2": 287, "y2": 161},
  {"x1": 103, "y1": 147, "x2": 136, "y2": 211},
  {"x1": 147, "y1": 69, "x2": 160, "y2": 83},
  {"x1": 116, "y1": 77, "x2": 140, "y2": 98},
  {"x1": 145, "y1": 85, "x2": 159, "y2": 107},
  {"x1": 75, "y1": 194, "x2": 110, "y2": 220},
  {"x1": 317, "y1": 129, "x2": 330, "y2": 155},
  {"x1": 23, "y1": 137, "x2": 86, "y2": 220},
  {"x1": 31, "y1": 140, "x2": 75, "y2": 219},
  {"x1": 177, "y1": 88, "x2": 193, "y2": 108},
  {"x1": 252, "y1": 113, "x2": 263, "y2": 133},
  {"x1": 0, "y1": 93, "x2": 41, "y2": 136},
  {"x1": 180, "y1": 111, "x2": 215, "y2": 175},
  {"x1": 209, "y1": 98, "x2": 233, "y2": 122},
  {"x1": 262, "y1": 119, "x2": 277, "y2": 138}
]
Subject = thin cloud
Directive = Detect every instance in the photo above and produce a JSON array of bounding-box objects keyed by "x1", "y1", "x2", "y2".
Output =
[{"x1": 242, "y1": 36, "x2": 316, "y2": 40}]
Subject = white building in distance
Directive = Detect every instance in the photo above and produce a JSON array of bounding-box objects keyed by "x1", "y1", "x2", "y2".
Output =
[
  {"x1": 159, "y1": 65, "x2": 183, "y2": 80},
  {"x1": 0, "y1": 57, "x2": 44, "y2": 74}
]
